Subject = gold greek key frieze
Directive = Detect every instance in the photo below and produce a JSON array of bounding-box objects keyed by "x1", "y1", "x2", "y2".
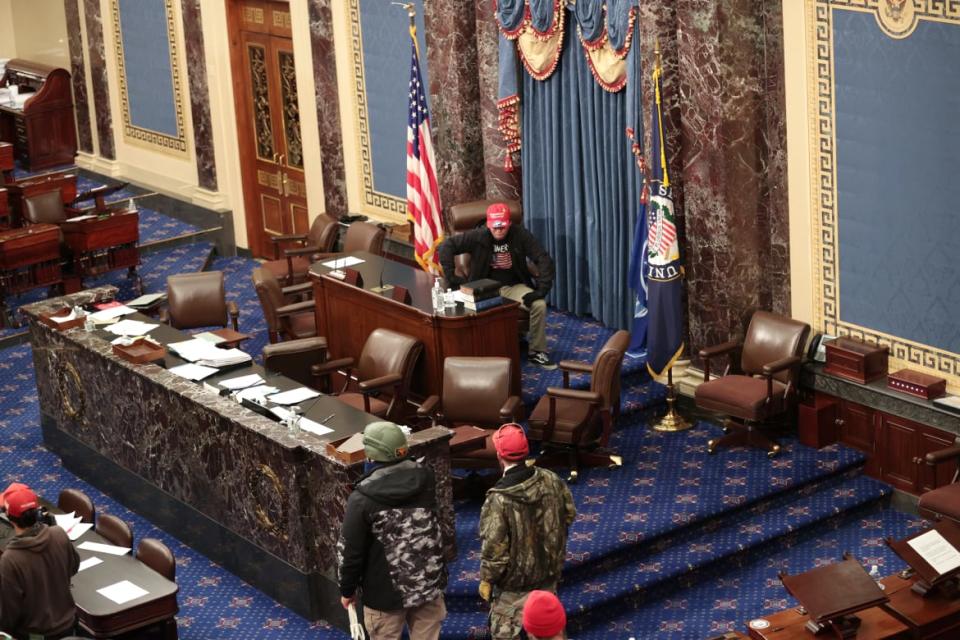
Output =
[
  {"x1": 244, "y1": 6, "x2": 264, "y2": 24},
  {"x1": 248, "y1": 44, "x2": 275, "y2": 161},
  {"x1": 809, "y1": 0, "x2": 960, "y2": 387}
]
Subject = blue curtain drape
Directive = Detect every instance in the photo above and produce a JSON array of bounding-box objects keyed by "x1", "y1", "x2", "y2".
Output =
[{"x1": 521, "y1": 9, "x2": 641, "y2": 329}]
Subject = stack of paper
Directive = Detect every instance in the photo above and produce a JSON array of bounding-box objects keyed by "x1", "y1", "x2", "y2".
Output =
[
  {"x1": 105, "y1": 319, "x2": 160, "y2": 336},
  {"x1": 168, "y1": 363, "x2": 219, "y2": 381},
  {"x1": 322, "y1": 256, "x2": 365, "y2": 269},
  {"x1": 53, "y1": 512, "x2": 93, "y2": 541},
  {"x1": 236, "y1": 385, "x2": 279, "y2": 404},
  {"x1": 126, "y1": 293, "x2": 166, "y2": 308},
  {"x1": 89, "y1": 305, "x2": 136, "y2": 322},
  {"x1": 167, "y1": 338, "x2": 251, "y2": 367},
  {"x1": 268, "y1": 387, "x2": 321, "y2": 405},
  {"x1": 218, "y1": 373, "x2": 264, "y2": 390}
]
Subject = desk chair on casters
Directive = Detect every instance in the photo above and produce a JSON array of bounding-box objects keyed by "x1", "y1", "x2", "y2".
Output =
[
  {"x1": 161, "y1": 271, "x2": 239, "y2": 332},
  {"x1": 919, "y1": 438, "x2": 960, "y2": 525},
  {"x1": 262, "y1": 213, "x2": 339, "y2": 285},
  {"x1": 694, "y1": 310, "x2": 811, "y2": 458},
  {"x1": 251, "y1": 267, "x2": 317, "y2": 344},
  {"x1": 262, "y1": 336, "x2": 351, "y2": 393},
  {"x1": 135, "y1": 538, "x2": 179, "y2": 640}
]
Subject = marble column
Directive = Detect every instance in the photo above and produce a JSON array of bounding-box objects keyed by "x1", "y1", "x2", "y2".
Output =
[
  {"x1": 64, "y1": 0, "x2": 93, "y2": 154},
  {"x1": 671, "y1": 0, "x2": 789, "y2": 356},
  {"x1": 83, "y1": 0, "x2": 115, "y2": 160},
  {"x1": 307, "y1": 0, "x2": 348, "y2": 216},
  {"x1": 180, "y1": 0, "x2": 217, "y2": 191},
  {"x1": 474, "y1": 1, "x2": 521, "y2": 202},
  {"x1": 423, "y1": 0, "x2": 487, "y2": 214}
]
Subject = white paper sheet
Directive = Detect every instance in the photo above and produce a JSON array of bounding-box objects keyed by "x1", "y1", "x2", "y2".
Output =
[
  {"x1": 321, "y1": 256, "x2": 364, "y2": 269},
  {"x1": 54, "y1": 511, "x2": 78, "y2": 529},
  {"x1": 105, "y1": 319, "x2": 160, "y2": 336},
  {"x1": 50, "y1": 309, "x2": 78, "y2": 323},
  {"x1": 97, "y1": 580, "x2": 149, "y2": 605},
  {"x1": 267, "y1": 387, "x2": 321, "y2": 405},
  {"x1": 194, "y1": 331, "x2": 226, "y2": 344},
  {"x1": 89, "y1": 305, "x2": 136, "y2": 321},
  {"x1": 77, "y1": 541, "x2": 131, "y2": 556},
  {"x1": 66, "y1": 522, "x2": 93, "y2": 541},
  {"x1": 299, "y1": 417, "x2": 334, "y2": 436},
  {"x1": 169, "y1": 363, "x2": 220, "y2": 381},
  {"x1": 126, "y1": 293, "x2": 166, "y2": 307},
  {"x1": 78, "y1": 556, "x2": 103, "y2": 572},
  {"x1": 907, "y1": 529, "x2": 960, "y2": 575},
  {"x1": 218, "y1": 373, "x2": 264, "y2": 390},
  {"x1": 65, "y1": 214, "x2": 97, "y2": 223}
]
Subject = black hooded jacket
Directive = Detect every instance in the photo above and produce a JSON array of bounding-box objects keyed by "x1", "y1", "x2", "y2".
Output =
[{"x1": 338, "y1": 459, "x2": 447, "y2": 611}]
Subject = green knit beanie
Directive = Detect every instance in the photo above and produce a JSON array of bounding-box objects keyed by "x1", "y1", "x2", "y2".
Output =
[{"x1": 363, "y1": 421, "x2": 408, "y2": 462}]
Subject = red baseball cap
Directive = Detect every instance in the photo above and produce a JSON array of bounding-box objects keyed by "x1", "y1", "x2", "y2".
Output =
[
  {"x1": 486, "y1": 203, "x2": 512, "y2": 230},
  {"x1": 523, "y1": 590, "x2": 566, "y2": 638},
  {"x1": 493, "y1": 423, "x2": 529, "y2": 461},
  {"x1": 2, "y1": 482, "x2": 29, "y2": 506},
  {"x1": 5, "y1": 488, "x2": 39, "y2": 518}
]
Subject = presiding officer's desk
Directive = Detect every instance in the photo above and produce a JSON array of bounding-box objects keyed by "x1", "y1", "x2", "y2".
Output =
[
  {"x1": 309, "y1": 251, "x2": 522, "y2": 397},
  {"x1": 23, "y1": 286, "x2": 456, "y2": 628}
]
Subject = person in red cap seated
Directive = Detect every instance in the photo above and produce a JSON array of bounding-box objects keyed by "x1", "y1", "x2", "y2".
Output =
[
  {"x1": 522, "y1": 590, "x2": 567, "y2": 640},
  {"x1": 0, "y1": 488, "x2": 80, "y2": 640},
  {"x1": 478, "y1": 424, "x2": 575, "y2": 639},
  {"x1": 437, "y1": 202, "x2": 557, "y2": 369}
]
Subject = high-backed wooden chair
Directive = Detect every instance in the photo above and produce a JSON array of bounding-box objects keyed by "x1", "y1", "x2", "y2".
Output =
[
  {"x1": 251, "y1": 267, "x2": 317, "y2": 343},
  {"x1": 23, "y1": 189, "x2": 67, "y2": 226},
  {"x1": 919, "y1": 438, "x2": 960, "y2": 524},
  {"x1": 57, "y1": 488, "x2": 95, "y2": 524},
  {"x1": 135, "y1": 537, "x2": 179, "y2": 639},
  {"x1": 333, "y1": 328, "x2": 422, "y2": 422},
  {"x1": 95, "y1": 513, "x2": 133, "y2": 549},
  {"x1": 528, "y1": 330, "x2": 630, "y2": 481},
  {"x1": 695, "y1": 311, "x2": 811, "y2": 457},
  {"x1": 313, "y1": 220, "x2": 385, "y2": 262},
  {"x1": 263, "y1": 213, "x2": 339, "y2": 285},
  {"x1": 262, "y1": 336, "x2": 350, "y2": 393},
  {"x1": 162, "y1": 271, "x2": 239, "y2": 331}
]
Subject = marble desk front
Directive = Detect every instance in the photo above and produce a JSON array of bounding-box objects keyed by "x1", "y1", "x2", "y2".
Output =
[{"x1": 22, "y1": 286, "x2": 456, "y2": 626}]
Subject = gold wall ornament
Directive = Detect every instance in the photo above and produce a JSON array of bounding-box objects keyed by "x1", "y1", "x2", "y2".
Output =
[
  {"x1": 251, "y1": 463, "x2": 289, "y2": 541},
  {"x1": 875, "y1": 0, "x2": 919, "y2": 38},
  {"x1": 60, "y1": 361, "x2": 85, "y2": 421}
]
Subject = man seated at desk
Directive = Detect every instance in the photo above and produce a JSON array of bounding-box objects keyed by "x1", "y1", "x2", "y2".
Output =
[
  {"x1": 0, "y1": 488, "x2": 79, "y2": 640},
  {"x1": 438, "y1": 203, "x2": 557, "y2": 370}
]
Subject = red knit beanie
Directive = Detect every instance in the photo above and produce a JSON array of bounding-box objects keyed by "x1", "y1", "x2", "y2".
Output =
[
  {"x1": 523, "y1": 590, "x2": 566, "y2": 638},
  {"x1": 492, "y1": 423, "x2": 529, "y2": 461}
]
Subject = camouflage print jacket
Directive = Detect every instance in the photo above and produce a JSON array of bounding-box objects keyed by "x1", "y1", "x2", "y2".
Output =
[
  {"x1": 338, "y1": 459, "x2": 447, "y2": 611},
  {"x1": 479, "y1": 465, "x2": 576, "y2": 592}
]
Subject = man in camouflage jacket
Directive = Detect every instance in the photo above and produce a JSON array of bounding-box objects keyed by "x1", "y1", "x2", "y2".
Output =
[
  {"x1": 479, "y1": 424, "x2": 576, "y2": 639},
  {"x1": 338, "y1": 422, "x2": 448, "y2": 639}
]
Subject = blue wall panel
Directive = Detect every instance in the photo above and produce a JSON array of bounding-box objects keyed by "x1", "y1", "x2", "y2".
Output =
[
  {"x1": 117, "y1": 0, "x2": 179, "y2": 137},
  {"x1": 833, "y1": 10, "x2": 960, "y2": 353},
  {"x1": 359, "y1": 0, "x2": 430, "y2": 198}
]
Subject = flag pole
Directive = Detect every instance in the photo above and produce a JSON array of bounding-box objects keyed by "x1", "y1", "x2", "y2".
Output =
[{"x1": 648, "y1": 39, "x2": 692, "y2": 433}]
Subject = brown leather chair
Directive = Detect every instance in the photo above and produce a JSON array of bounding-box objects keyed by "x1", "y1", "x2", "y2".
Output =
[
  {"x1": 252, "y1": 267, "x2": 317, "y2": 343},
  {"x1": 333, "y1": 328, "x2": 423, "y2": 422},
  {"x1": 137, "y1": 537, "x2": 176, "y2": 580},
  {"x1": 58, "y1": 488, "x2": 95, "y2": 524},
  {"x1": 95, "y1": 513, "x2": 133, "y2": 548},
  {"x1": 417, "y1": 357, "x2": 522, "y2": 468},
  {"x1": 23, "y1": 190, "x2": 68, "y2": 225},
  {"x1": 314, "y1": 220, "x2": 385, "y2": 261},
  {"x1": 695, "y1": 311, "x2": 811, "y2": 457},
  {"x1": 528, "y1": 330, "x2": 630, "y2": 481},
  {"x1": 162, "y1": 271, "x2": 239, "y2": 331},
  {"x1": 446, "y1": 199, "x2": 522, "y2": 282},
  {"x1": 918, "y1": 438, "x2": 960, "y2": 524},
  {"x1": 263, "y1": 213, "x2": 339, "y2": 285},
  {"x1": 262, "y1": 336, "x2": 350, "y2": 393}
]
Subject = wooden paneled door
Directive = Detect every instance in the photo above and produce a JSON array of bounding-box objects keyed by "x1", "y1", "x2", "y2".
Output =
[{"x1": 229, "y1": 0, "x2": 308, "y2": 258}]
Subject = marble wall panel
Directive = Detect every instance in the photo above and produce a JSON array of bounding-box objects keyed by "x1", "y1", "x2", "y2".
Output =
[
  {"x1": 423, "y1": 0, "x2": 486, "y2": 213},
  {"x1": 474, "y1": 0, "x2": 521, "y2": 202},
  {"x1": 308, "y1": 0, "x2": 348, "y2": 216},
  {"x1": 180, "y1": 0, "x2": 217, "y2": 191},
  {"x1": 83, "y1": 0, "x2": 115, "y2": 159},
  {"x1": 64, "y1": 0, "x2": 93, "y2": 154}
]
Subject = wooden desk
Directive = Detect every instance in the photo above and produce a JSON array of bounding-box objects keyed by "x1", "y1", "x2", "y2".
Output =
[
  {"x1": 61, "y1": 210, "x2": 140, "y2": 292},
  {"x1": 0, "y1": 223, "x2": 62, "y2": 326},
  {"x1": 881, "y1": 573, "x2": 960, "y2": 639},
  {"x1": 309, "y1": 251, "x2": 521, "y2": 398},
  {"x1": 3, "y1": 170, "x2": 77, "y2": 227},
  {"x1": 746, "y1": 604, "x2": 909, "y2": 639}
]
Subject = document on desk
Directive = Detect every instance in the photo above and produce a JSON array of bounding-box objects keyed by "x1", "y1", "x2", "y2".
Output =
[
  {"x1": 169, "y1": 363, "x2": 220, "y2": 381},
  {"x1": 908, "y1": 529, "x2": 960, "y2": 575},
  {"x1": 126, "y1": 292, "x2": 166, "y2": 307},
  {"x1": 321, "y1": 256, "x2": 364, "y2": 269},
  {"x1": 105, "y1": 319, "x2": 160, "y2": 336},
  {"x1": 168, "y1": 339, "x2": 251, "y2": 367},
  {"x1": 194, "y1": 331, "x2": 226, "y2": 345},
  {"x1": 268, "y1": 387, "x2": 321, "y2": 405},
  {"x1": 78, "y1": 556, "x2": 103, "y2": 572},
  {"x1": 218, "y1": 373, "x2": 264, "y2": 390},
  {"x1": 50, "y1": 309, "x2": 79, "y2": 323},
  {"x1": 89, "y1": 305, "x2": 136, "y2": 321},
  {"x1": 236, "y1": 385, "x2": 278, "y2": 403},
  {"x1": 97, "y1": 580, "x2": 149, "y2": 605},
  {"x1": 53, "y1": 512, "x2": 94, "y2": 541},
  {"x1": 65, "y1": 214, "x2": 97, "y2": 223},
  {"x1": 299, "y1": 417, "x2": 334, "y2": 436},
  {"x1": 77, "y1": 541, "x2": 131, "y2": 556}
]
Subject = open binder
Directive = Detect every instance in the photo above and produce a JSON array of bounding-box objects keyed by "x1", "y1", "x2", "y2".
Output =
[{"x1": 886, "y1": 519, "x2": 960, "y2": 597}]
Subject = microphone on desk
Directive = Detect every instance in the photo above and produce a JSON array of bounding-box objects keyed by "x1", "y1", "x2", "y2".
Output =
[{"x1": 370, "y1": 253, "x2": 394, "y2": 295}]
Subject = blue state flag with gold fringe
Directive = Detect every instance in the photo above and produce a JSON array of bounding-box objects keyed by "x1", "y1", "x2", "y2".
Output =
[{"x1": 645, "y1": 61, "x2": 685, "y2": 378}]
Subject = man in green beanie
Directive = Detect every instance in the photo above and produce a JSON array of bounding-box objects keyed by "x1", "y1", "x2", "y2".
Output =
[{"x1": 338, "y1": 421, "x2": 448, "y2": 639}]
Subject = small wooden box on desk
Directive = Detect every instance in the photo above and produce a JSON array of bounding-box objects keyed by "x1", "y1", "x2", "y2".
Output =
[{"x1": 824, "y1": 337, "x2": 889, "y2": 384}]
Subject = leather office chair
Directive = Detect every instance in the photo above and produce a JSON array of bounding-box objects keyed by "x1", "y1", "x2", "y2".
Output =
[
  {"x1": 95, "y1": 513, "x2": 133, "y2": 549},
  {"x1": 135, "y1": 538, "x2": 178, "y2": 639},
  {"x1": 528, "y1": 330, "x2": 630, "y2": 481},
  {"x1": 262, "y1": 336, "x2": 350, "y2": 393},
  {"x1": 263, "y1": 213, "x2": 339, "y2": 285},
  {"x1": 313, "y1": 220, "x2": 385, "y2": 262},
  {"x1": 417, "y1": 357, "x2": 522, "y2": 468},
  {"x1": 58, "y1": 488, "x2": 95, "y2": 524},
  {"x1": 251, "y1": 267, "x2": 317, "y2": 343},
  {"x1": 162, "y1": 271, "x2": 239, "y2": 331},
  {"x1": 23, "y1": 190, "x2": 67, "y2": 225},
  {"x1": 333, "y1": 328, "x2": 423, "y2": 422},
  {"x1": 695, "y1": 310, "x2": 811, "y2": 457},
  {"x1": 918, "y1": 437, "x2": 960, "y2": 524}
]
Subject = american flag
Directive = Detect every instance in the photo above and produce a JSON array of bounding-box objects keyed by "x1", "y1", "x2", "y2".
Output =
[{"x1": 406, "y1": 27, "x2": 443, "y2": 273}]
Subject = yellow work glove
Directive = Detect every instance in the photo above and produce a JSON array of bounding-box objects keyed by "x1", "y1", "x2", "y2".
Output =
[{"x1": 478, "y1": 580, "x2": 492, "y2": 602}]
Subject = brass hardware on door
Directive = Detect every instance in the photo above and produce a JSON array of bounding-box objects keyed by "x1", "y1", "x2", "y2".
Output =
[
  {"x1": 278, "y1": 153, "x2": 286, "y2": 168},
  {"x1": 281, "y1": 171, "x2": 290, "y2": 197},
  {"x1": 272, "y1": 152, "x2": 279, "y2": 164}
]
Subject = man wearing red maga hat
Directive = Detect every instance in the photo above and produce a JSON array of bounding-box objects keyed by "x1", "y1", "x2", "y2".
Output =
[{"x1": 437, "y1": 202, "x2": 558, "y2": 370}]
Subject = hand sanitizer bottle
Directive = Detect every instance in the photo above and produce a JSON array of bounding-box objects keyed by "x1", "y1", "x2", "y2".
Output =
[
  {"x1": 431, "y1": 277, "x2": 443, "y2": 312},
  {"x1": 869, "y1": 564, "x2": 885, "y2": 590}
]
